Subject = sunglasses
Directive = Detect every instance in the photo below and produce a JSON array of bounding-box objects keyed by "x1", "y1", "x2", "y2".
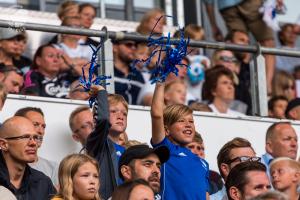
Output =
[
  {"x1": 283, "y1": 84, "x2": 295, "y2": 90},
  {"x1": 219, "y1": 56, "x2": 239, "y2": 63},
  {"x1": 226, "y1": 156, "x2": 261, "y2": 165},
  {"x1": 5, "y1": 134, "x2": 43, "y2": 143},
  {"x1": 119, "y1": 42, "x2": 137, "y2": 49}
]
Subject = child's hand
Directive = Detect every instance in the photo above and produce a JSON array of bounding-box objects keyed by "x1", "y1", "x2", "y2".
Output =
[{"x1": 89, "y1": 85, "x2": 105, "y2": 97}]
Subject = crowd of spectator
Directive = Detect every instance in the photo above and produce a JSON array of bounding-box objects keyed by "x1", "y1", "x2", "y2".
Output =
[{"x1": 0, "y1": 0, "x2": 299, "y2": 199}]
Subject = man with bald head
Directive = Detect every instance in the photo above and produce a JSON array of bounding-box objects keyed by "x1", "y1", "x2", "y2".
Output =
[
  {"x1": 261, "y1": 122, "x2": 298, "y2": 176},
  {"x1": 15, "y1": 107, "x2": 59, "y2": 186},
  {"x1": 0, "y1": 116, "x2": 56, "y2": 199}
]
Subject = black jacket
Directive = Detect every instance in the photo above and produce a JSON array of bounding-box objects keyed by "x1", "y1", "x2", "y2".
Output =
[
  {"x1": 86, "y1": 90, "x2": 120, "y2": 200},
  {"x1": 0, "y1": 152, "x2": 56, "y2": 200}
]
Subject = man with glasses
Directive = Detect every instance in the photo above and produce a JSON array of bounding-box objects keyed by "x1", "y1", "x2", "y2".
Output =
[
  {"x1": 14, "y1": 107, "x2": 58, "y2": 186},
  {"x1": 211, "y1": 137, "x2": 259, "y2": 200},
  {"x1": 0, "y1": 116, "x2": 56, "y2": 199},
  {"x1": 226, "y1": 161, "x2": 271, "y2": 200},
  {"x1": 0, "y1": 64, "x2": 24, "y2": 94},
  {"x1": 112, "y1": 33, "x2": 145, "y2": 105}
]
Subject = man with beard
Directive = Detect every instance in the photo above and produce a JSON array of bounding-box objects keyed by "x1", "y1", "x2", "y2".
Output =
[
  {"x1": 226, "y1": 161, "x2": 271, "y2": 200},
  {"x1": 112, "y1": 34, "x2": 145, "y2": 105},
  {"x1": 118, "y1": 144, "x2": 170, "y2": 200}
]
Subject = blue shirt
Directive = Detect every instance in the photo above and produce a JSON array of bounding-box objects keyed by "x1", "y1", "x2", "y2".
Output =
[
  {"x1": 210, "y1": 186, "x2": 227, "y2": 200},
  {"x1": 203, "y1": 0, "x2": 244, "y2": 10},
  {"x1": 113, "y1": 142, "x2": 125, "y2": 185},
  {"x1": 113, "y1": 142, "x2": 125, "y2": 161},
  {"x1": 152, "y1": 138, "x2": 210, "y2": 200},
  {"x1": 261, "y1": 153, "x2": 274, "y2": 179}
]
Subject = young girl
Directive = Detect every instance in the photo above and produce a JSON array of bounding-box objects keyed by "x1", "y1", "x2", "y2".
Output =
[
  {"x1": 52, "y1": 154, "x2": 101, "y2": 200},
  {"x1": 111, "y1": 179, "x2": 154, "y2": 200},
  {"x1": 151, "y1": 82, "x2": 210, "y2": 199}
]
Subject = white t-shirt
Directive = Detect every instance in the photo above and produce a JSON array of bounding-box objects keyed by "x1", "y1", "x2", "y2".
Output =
[
  {"x1": 55, "y1": 43, "x2": 94, "y2": 61},
  {"x1": 209, "y1": 103, "x2": 245, "y2": 117},
  {"x1": 29, "y1": 156, "x2": 59, "y2": 186}
]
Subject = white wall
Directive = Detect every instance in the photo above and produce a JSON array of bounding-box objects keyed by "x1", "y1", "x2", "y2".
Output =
[{"x1": 1, "y1": 94, "x2": 300, "y2": 171}]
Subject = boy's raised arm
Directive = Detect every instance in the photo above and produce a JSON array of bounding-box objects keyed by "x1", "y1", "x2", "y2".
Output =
[
  {"x1": 151, "y1": 82, "x2": 166, "y2": 144},
  {"x1": 86, "y1": 85, "x2": 110, "y2": 157}
]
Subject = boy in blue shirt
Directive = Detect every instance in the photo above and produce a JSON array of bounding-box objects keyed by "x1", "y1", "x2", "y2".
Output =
[{"x1": 151, "y1": 82, "x2": 210, "y2": 200}]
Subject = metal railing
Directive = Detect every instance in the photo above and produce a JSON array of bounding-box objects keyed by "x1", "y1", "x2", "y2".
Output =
[{"x1": 1, "y1": 19, "x2": 300, "y2": 116}]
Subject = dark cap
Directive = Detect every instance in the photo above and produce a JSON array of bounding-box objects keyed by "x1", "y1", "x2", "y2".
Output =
[
  {"x1": 285, "y1": 98, "x2": 300, "y2": 118},
  {"x1": 119, "y1": 144, "x2": 170, "y2": 179},
  {"x1": 0, "y1": 27, "x2": 26, "y2": 40}
]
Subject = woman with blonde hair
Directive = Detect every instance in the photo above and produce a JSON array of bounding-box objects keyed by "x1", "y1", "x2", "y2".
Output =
[
  {"x1": 52, "y1": 154, "x2": 101, "y2": 200},
  {"x1": 272, "y1": 70, "x2": 296, "y2": 101},
  {"x1": 136, "y1": 8, "x2": 166, "y2": 35}
]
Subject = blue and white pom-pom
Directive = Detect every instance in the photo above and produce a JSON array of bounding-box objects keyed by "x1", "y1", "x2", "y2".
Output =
[
  {"x1": 132, "y1": 15, "x2": 190, "y2": 84},
  {"x1": 78, "y1": 44, "x2": 111, "y2": 107}
]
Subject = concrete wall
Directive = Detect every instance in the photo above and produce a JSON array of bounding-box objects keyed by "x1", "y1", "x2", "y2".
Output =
[{"x1": 1, "y1": 94, "x2": 300, "y2": 171}]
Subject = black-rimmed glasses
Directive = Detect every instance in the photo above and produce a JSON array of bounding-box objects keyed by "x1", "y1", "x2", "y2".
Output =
[
  {"x1": 226, "y1": 156, "x2": 261, "y2": 165},
  {"x1": 5, "y1": 134, "x2": 43, "y2": 143}
]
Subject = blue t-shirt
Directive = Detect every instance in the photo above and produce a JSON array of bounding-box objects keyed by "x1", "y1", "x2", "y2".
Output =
[
  {"x1": 113, "y1": 142, "x2": 125, "y2": 185},
  {"x1": 152, "y1": 138, "x2": 209, "y2": 200},
  {"x1": 113, "y1": 142, "x2": 125, "y2": 161}
]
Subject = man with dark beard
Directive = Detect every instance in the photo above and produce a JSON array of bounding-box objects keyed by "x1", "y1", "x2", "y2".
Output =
[
  {"x1": 118, "y1": 144, "x2": 170, "y2": 200},
  {"x1": 112, "y1": 35, "x2": 145, "y2": 105}
]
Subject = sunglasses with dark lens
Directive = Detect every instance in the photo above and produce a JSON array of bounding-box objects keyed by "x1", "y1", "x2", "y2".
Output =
[
  {"x1": 121, "y1": 42, "x2": 137, "y2": 49},
  {"x1": 226, "y1": 156, "x2": 261, "y2": 165},
  {"x1": 219, "y1": 56, "x2": 239, "y2": 63},
  {"x1": 283, "y1": 84, "x2": 295, "y2": 91},
  {"x1": 5, "y1": 134, "x2": 43, "y2": 143}
]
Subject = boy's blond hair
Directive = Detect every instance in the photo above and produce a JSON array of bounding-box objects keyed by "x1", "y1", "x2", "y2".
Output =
[
  {"x1": 108, "y1": 94, "x2": 128, "y2": 112},
  {"x1": 163, "y1": 104, "x2": 193, "y2": 127},
  {"x1": 124, "y1": 140, "x2": 146, "y2": 149},
  {"x1": 270, "y1": 157, "x2": 300, "y2": 172},
  {"x1": 165, "y1": 80, "x2": 186, "y2": 93}
]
